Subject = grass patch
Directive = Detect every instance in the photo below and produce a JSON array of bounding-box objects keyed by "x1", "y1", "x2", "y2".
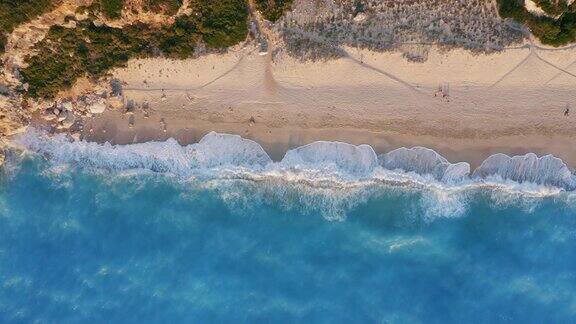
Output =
[
  {"x1": 497, "y1": 0, "x2": 576, "y2": 46},
  {"x1": 255, "y1": 0, "x2": 293, "y2": 22}
]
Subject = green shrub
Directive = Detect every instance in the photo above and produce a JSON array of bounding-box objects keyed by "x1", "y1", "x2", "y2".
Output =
[
  {"x1": 255, "y1": 0, "x2": 293, "y2": 22},
  {"x1": 497, "y1": 0, "x2": 576, "y2": 46},
  {"x1": 534, "y1": 0, "x2": 572, "y2": 17},
  {"x1": 100, "y1": 0, "x2": 123, "y2": 19},
  {"x1": 0, "y1": 0, "x2": 59, "y2": 53},
  {"x1": 192, "y1": 0, "x2": 249, "y2": 47},
  {"x1": 21, "y1": 23, "x2": 136, "y2": 98},
  {"x1": 144, "y1": 0, "x2": 183, "y2": 15},
  {"x1": 158, "y1": 15, "x2": 200, "y2": 58},
  {"x1": 0, "y1": 34, "x2": 6, "y2": 53}
]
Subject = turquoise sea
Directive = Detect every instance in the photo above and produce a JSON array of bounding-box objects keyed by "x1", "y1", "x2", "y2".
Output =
[{"x1": 0, "y1": 130, "x2": 575, "y2": 323}]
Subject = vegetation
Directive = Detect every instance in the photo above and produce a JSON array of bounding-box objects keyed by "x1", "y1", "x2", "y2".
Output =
[
  {"x1": 100, "y1": 0, "x2": 124, "y2": 19},
  {"x1": 254, "y1": 0, "x2": 293, "y2": 22},
  {"x1": 144, "y1": 0, "x2": 183, "y2": 15},
  {"x1": 497, "y1": 0, "x2": 576, "y2": 46},
  {"x1": 21, "y1": 0, "x2": 249, "y2": 99},
  {"x1": 21, "y1": 22, "x2": 143, "y2": 98},
  {"x1": 534, "y1": 0, "x2": 571, "y2": 17},
  {"x1": 190, "y1": 0, "x2": 249, "y2": 48},
  {"x1": 283, "y1": 0, "x2": 523, "y2": 61},
  {"x1": 0, "y1": 0, "x2": 59, "y2": 54}
]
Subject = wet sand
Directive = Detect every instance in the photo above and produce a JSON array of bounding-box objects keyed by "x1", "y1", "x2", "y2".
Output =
[{"x1": 80, "y1": 109, "x2": 576, "y2": 169}]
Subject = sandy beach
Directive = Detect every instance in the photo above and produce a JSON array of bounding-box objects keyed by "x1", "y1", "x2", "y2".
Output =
[{"x1": 79, "y1": 42, "x2": 576, "y2": 168}]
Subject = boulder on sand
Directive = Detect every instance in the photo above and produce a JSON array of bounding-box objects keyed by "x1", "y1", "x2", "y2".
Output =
[
  {"x1": 61, "y1": 111, "x2": 76, "y2": 128},
  {"x1": 60, "y1": 100, "x2": 73, "y2": 112},
  {"x1": 88, "y1": 101, "x2": 106, "y2": 114}
]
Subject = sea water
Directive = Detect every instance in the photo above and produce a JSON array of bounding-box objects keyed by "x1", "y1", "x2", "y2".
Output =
[{"x1": 0, "y1": 130, "x2": 575, "y2": 323}]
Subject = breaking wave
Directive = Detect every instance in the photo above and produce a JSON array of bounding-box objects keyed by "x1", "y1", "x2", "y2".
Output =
[
  {"x1": 281, "y1": 141, "x2": 378, "y2": 178},
  {"x1": 473, "y1": 153, "x2": 576, "y2": 190},
  {"x1": 20, "y1": 130, "x2": 271, "y2": 177},
  {"x1": 16, "y1": 128, "x2": 576, "y2": 193},
  {"x1": 13, "y1": 128, "x2": 576, "y2": 220},
  {"x1": 379, "y1": 147, "x2": 470, "y2": 183}
]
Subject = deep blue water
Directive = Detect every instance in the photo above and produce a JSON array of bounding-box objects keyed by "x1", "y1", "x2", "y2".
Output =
[{"x1": 1, "y1": 155, "x2": 576, "y2": 323}]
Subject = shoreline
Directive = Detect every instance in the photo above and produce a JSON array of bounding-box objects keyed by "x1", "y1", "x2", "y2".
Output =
[
  {"x1": 18, "y1": 118, "x2": 576, "y2": 192},
  {"x1": 20, "y1": 43, "x2": 576, "y2": 170},
  {"x1": 77, "y1": 109, "x2": 576, "y2": 170}
]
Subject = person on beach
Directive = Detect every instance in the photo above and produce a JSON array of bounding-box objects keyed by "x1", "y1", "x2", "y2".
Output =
[{"x1": 565, "y1": 105, "x2": 570, "y2": 117}]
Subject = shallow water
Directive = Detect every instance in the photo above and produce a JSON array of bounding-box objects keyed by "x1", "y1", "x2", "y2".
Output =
[{"x1": 1, "y1": 151, "x2": 576, "y2": 323}]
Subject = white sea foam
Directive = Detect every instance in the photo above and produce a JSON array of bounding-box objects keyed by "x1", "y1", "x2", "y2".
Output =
[
  {"x1": 16, "y1": 128, "x2": 576, "y2": 197},
  {"x1": 420, "y1": 189, "x2": 469, "y2": 220},
  {"x1": 473, "y1": 153, "x2": 576, "y2": 190},
  {"x1": 192, "y1": 132, "x2": 272, "y2": 169},
  {"x1": 378, "y1": 147, "x2": 470, "y2": 183},
  {"x1": 19, "y1": 129, "x2": 272, "y2": 177},
  {"x1": 279, "y1": 141, "x2": 378, "y2": 176},
  {"x1": 21, "y1": 129, "x2": 192, "y2": 174}
]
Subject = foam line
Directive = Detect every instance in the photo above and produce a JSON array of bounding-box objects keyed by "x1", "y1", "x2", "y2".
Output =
[
  {"x1": 16, "y1": 128, "x2": 576, "y2": 192},
  {"x1": 473, "y1": 153, "x2": 576, "y2": 190},
  {"x1": 280, "y1": 141, "x2": 378, "y2": 175},
  {"x1": 378, "y1": 147, "x2": 470, "y2": 183}
]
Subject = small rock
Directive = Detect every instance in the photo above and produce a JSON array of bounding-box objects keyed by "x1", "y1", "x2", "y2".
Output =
[
  {"x1": 0, "y1": 85, "x2": 10, "y2": 96},
  {"x1": 12, "y1": 67, "x2": 21, "y2": 81},
  {"x1": 70, "y1": 133, "x2": 81, "y2": 141},
  {"x1": 88, "y1": 101, "x2": 106, "y2": 114},
  {"x1": 61, "y1": 112, "x2": 75, "y2": 128},
  {"x1": 61, "y1": 101, "x2": 73, "y2": 111},
  {"x1": 108, "y1": 97, "x2": 123, "y2": 110},
  {"x1": 75, "y1": 11, "x2": 88, "y2": 21},
  {"x1": 353, "y1": 12, "x2": 367, "y2": 23},
  {"x1": 42, "y1": 109, "x2": 57, "y2": 121}
]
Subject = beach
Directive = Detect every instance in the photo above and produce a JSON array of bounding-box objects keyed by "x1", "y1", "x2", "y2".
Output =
[
  {"x1": 5, "y1": 1, "x2": 576, "y2": 322},
  {"x1": 77, "y1": 42, "x2": 576, "y2": 168}
]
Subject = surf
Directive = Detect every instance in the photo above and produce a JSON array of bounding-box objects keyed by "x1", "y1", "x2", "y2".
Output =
[{"x1": 15, "y1": 128, "x2": 576, "y2": 196}]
